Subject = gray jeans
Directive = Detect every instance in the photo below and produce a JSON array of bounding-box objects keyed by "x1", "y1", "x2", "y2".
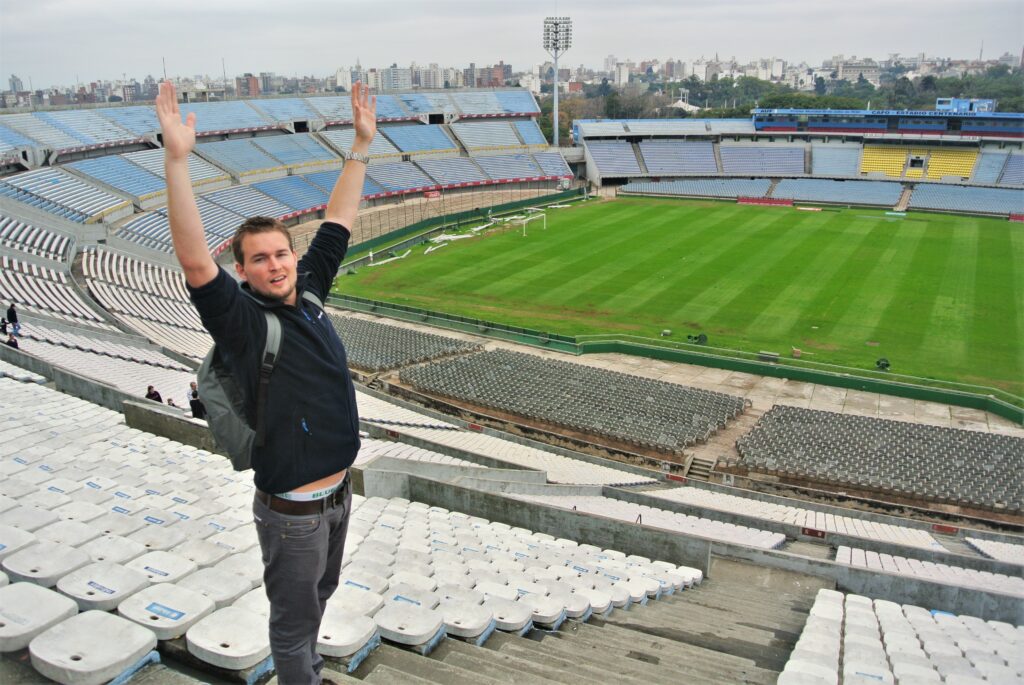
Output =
[{"x1": 253, "y1": 476, "x2": 351, "y2": 684}]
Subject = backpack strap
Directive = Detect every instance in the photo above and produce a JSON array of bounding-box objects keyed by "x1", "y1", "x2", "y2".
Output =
[
  {"x1": 254, "y1": 311, "x2": 282, "y2": 447},
  {"x1": 301, "y1": 290, "x2": 324, "y2": 310}
]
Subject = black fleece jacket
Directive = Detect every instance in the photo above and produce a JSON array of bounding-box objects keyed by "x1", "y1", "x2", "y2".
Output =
[{"x1": 188, "y1": 222, "x2": 360, "y2": 493}]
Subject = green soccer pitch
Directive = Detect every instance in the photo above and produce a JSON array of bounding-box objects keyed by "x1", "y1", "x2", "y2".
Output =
[{"x1": 334, "y1": 197, "x2": 1024, "y2": 398}]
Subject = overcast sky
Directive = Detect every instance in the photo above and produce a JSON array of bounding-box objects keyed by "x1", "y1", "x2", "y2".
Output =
[{"x1": 1, "y1": 0, "x2": 1020, "y2": 88}]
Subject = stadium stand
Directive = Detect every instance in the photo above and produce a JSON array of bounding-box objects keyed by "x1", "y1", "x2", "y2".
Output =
[
  {"x1": 0, "y1": 167, "x2": 132, "y2": 223},
  {"x1": 82, "y1": 247, "x2": 213, "y2": 359},
  {"x1": 835, "y1": 547, "x2": 1023, "y2": 597},
  {"x1": 115, "y1": 195, "x2": 246, "y2": 254},
  {"x1": 907, "y1": 183, "x2": 1024, "y2": 215},
  {"x1": 638, "y1": 140, "x2": 718, "y2": 175},
  {"x1": 772, "y1": 179, "x2": 903, "y2": 206},
  {"x1": 964, "y1": 538, "x2": 1024, "y2": 565},
  {"x1": 509, "y1": 494, "x2": 786, "y2": 550},
  {"x1": 327, "y1": 314, "x2": 481, "y2": 371},
  {"x1": 645, "y1": 487, "x2": 944, "y2": 551},
  {"x1": 532, "y1": 151, "x2": 573, "y2": 177},
  {"x1": 399, "y1": 349, "x2": 746, "y2": 452},
  {"x1": 201, "y1": 184, "x2": 293, "y2": 219},
  {"x1": 354, "y1": 437, "x2": 485, "y2": 470},
  {"x1": 778, "y1": 589, "x2": 1024, "y2": 685},
  {"x1": 177, "y1": 101, "x2": 272, "y2": 133},
  {"x1": 577, "y1": 121, "x2": 632, "y2": 137},
  {"x1": 191, "y1": 139, "x2": 286, "y2": 179},
  {"x1": 121, "y1": 149, "x2": 230, "y2": 190},
  {"x1": 245, "y1": 98, "x2": 319, "y2": 123},
  {"x1": 0, "y1": 113, "x2": 93, "y2": 151},
  {"x1": 514, "y1": 120, "x2": 548, "y2": 146},
  {"x1": 719, "y1": 144, "x2": 805, "y2": 175},
  {"x1": 736, "y1": 405, "x2": 1024, "y2": 511},
  {"x1": 397, "y1": 93, "x2": 437, "y2": 115},
  {"x1": 319, "y1": 128, "x2": 401, "y2": 158},
  {"x1": 998, "y1": 152, "x2": 1024, "y2": 185},
  {"x1": 0, "y1": 215, "x2": 73, "y2": 262},
  {"x1": 21, "y1": 322, "x2": 189, "y2": 370},
  {"x1": 473, "y1": 153, "x2": 543, "y2": 180},
  {"x1": 971, "y1": 150, "x2": 1010, "y2": 184},
  {"x1": 0, "y1": 256, "x2": 110, "y2": 328},
  {"x1": 0, "y1": 123, "x2": 37, "y2": 159},
  {"x1": 378, "y1": 125, "x2": 457, "y2": 155},
  {"x1": 626, "y1": 120, "x2": 709, "y2": 135},
  {"x1": 450, "y1": 122, "x2": 523, "y2": 151},
  {"x1": 0, "y1": 375, "x2": 703, "y2": 682},
  {"x1": 449, "y1": 92, "x2": 507, "y2": 116},
  {"x1": 860, "y1": 146, "x2": 908, "y2": 177},
  {"x1": 810, "y1": 144, "x2": 862, "y2": 177},
  {"x1": 65, "y1": 156, "x2": 167, "y2": 203},
  {"x1": 301, "y1": 168, "x2": 388, "y2": 200},
  {"x1": 249, "y1": 132, "x2": 339, "y2": 170},
  {"x1": 365, "y1": 161, "x2": 438, "y2": 192},
  {"x1": 33, "y1": 110, "x2": 138, "y2": 147},
  {"x1": 250, "y1": 176, "x2": 329, "y2": 213},
  {"x1": 585, "y1": 140, "x2": 644, "y2": 176},
  {"x1": 621, "y1": 178, "x2": 772, "y2": 199},
  {"x1": 306, "y1": 96, "x2": 353, "y2": 122},
  {"x1": 491, "y1": 90, "x2": 542, "y2": 114},
  {"x1": 924, "y1": 148, "x2": 978, "y2": 179},
  {"x1": 414, "y1": 157, "x2": 490, "y2": 186},
  {"x1": 371, "y1": 94, "x2": 411, "y2": 120},
  {"x1": 355, "y1": 391, "x2": 658, "y2": 486},
  {"x1": 706, "y1": 119, "x2": 755, "y2": 134},
  {"x1": 95, "y1": 105, "x2": 160, "y2": 136}
]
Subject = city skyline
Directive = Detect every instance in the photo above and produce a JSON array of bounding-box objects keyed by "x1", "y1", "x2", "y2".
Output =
[{"x1": 0, "y1": 0, "x2": 1020, "y2": 89}]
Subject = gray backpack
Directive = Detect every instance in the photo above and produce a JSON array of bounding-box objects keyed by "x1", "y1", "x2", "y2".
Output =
[{"x1": 198, "y1": 290, "x2": 323, "y2": 471}]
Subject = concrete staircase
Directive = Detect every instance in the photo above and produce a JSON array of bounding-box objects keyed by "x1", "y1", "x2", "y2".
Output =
[
  {"x1": 686, "y1": 455, "x2": 717, "y2": 481},
  {"x1": 895, "y1": 186, "x2": 913, "y2": 211},
  {"x1": 340, "y1": 557, "x2": 826, "y2": 684},
  {"x1": 631, "y1": 142, "x2": 650, "y2": 175}
]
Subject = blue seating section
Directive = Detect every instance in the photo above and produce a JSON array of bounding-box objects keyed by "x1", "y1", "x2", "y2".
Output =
[
  {"x1": 203, "y1": 185, "x2": 292, "y2": 218},
  {"x1": 621, "y1": 178, "x2": 771, "y2": 199},
  {"x1": 96, "y1": 106, "x2": 160, "y2": 136},
  {"x1": 250, "y1": 133, "x2": 337, "y2": 166},
  {"x1": 0, "y1": 215, "x2": 72, "y2": 262},
  {"x1": 34, "y1": 110, "x2": 136, "y2": 145},
  {"x1": 532, "y1": 152, "x2": 573, "y2": 177},
  {"x1": 515, "y1": 120, "x2": 547, "y2": 145},
  {"x1": 251, "y1": 176, "x2": 329, "y2": 211},
  {"x1": 247, "y1": 98, "x2": 319, "y2": 122},
  {"x1": 773, "y1": 179, "x2": 902, "y2": 206},
  {"x1": 707, "y1": 119, "x2": 756, "y2": 134},
  {"x1": 194, "y1": 139, "x2": 283, "y2": 174},
  {"x1": 365, "y1": 162, "x2": 437, "y2": 192},
  {"x1": 118, "y1": 196, "x2": 246, "y2": 253},
  {"x1": 450, "y1": 122, "x2": 521, "y2": 149},
  {"x1": 474, "y1": 154, "x2": 542, "y2": 180},
  {"x1": 638, "y1": 141, "x2": 717, "y2": 174},
  {"x1": 971, "y1": 151, "x2": 1008, "y2": 184},
  {"x1": 416, "y1": 157, "x2": 489, "y2": 185},
  {"x1": 586, "y1": 141, "x2": 643, "y2": 176},
  {"x1": 178, "y1": 101, "x2": 271, "y2": 133},
  {"x1": 374, "y1": 95, "x2": 410, "y2": 119},
  {"x1": 625, "y1": 120, "x2": 709, "y2": 135},
  {"x1": 811, "y1": 146, "x2": 861, "y2": 177},
  {"x1": 307, "y1": 97, "x2": 353, "y2": 122},
  {"x1": 1, "y1": 113, "x2": 85, "y2": 150},
  {"x1": 122, "y1": 149, "x2": 229, "y2": 186},
  {"x1": 0, "y1": 167, "x2": 129, "y2": 221},
  {"x1": 720, "y1": 145, "x2": 805, "y2": 175},
  {"x1": 301, "y1": 169, "x2": 341, "y2": 193},
  {"x1": 379, "y1": 125, "x2": 457, "y2": 153},
  {"x1": 998, "y1": 154, "x2": 1024, "y2": 185},
  {"x1": 0, "y1": 123, "x2": 35, "y2": 156},
  {"x1": 65, "y1": 156, "x2": 166, "y2": 199},
  {"x1": 493, "y1": 91, "x2": 541, "y2": 114},
  {"x1": 398, "y1": 93, "x2": 436, "y2": 114},
  {"x1": 908, "y1": 184, "x2": 1024, "y2": 215},
  {"x1": 319, "y1": 129, "x2": 400, "y2": 157}
]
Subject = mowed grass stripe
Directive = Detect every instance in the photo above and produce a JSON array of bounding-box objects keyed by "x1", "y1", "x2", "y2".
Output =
[
  {"x1": 337, "y1": 199, "x2": 1022, "y2": 396},
  {"x1": 748, "y1": 214, "x2": 881, "y2": 340}
]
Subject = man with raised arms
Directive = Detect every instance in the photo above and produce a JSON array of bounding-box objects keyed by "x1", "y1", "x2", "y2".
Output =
[{"x1": 157, "y1": 79, "x2": 376, "y2": 684}]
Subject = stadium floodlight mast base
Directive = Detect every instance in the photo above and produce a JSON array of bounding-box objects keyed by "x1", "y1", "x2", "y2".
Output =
[{"x1": 543, "y1": 16, "x2": 572, "y2": 147}]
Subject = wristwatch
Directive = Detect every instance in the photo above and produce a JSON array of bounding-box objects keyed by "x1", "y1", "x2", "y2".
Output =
[{"x1": 342, "y1": 150, "x2": 370, "y2": 164}]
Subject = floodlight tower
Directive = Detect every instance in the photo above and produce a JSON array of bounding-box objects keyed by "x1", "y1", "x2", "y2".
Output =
[{"x1": 543, "y1": 16, "x2": 572, "y2": 147}]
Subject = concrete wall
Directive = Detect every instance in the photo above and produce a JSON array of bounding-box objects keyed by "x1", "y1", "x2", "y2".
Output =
[
  {"x1": 606, "y1": 486, "x2": 1023, "y2": 577},
  {"x1": 123, "y1": 400, "x2": 219, "y2": 454}
]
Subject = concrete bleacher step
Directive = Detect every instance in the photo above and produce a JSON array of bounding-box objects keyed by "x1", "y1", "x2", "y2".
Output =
[
  {"x1": 362, "y1": 663, "x2": 436, "y2": 684},
  {"x1": 433, "y1": 635, "x2": 585, "y2": 684},
  {"x1": 353, "y1": 643, "x2": 504, "y2": 685}
]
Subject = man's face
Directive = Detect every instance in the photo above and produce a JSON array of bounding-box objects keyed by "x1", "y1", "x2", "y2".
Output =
[{"x1": 235, "y1": 231, "x2": 298, "y2": 305}]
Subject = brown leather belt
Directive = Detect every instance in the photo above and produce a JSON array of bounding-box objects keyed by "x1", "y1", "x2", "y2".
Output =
[{"x1": 255, "y1": 475, "x2": 349, "y2": 516}]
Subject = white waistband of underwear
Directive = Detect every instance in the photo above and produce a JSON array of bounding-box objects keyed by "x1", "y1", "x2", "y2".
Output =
[{"x1": 274, "y1": 473, "x2": 346, "y2": 501}]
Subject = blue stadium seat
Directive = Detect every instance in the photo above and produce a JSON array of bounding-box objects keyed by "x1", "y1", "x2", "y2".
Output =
[
  {"x1": 202, "y1": 185, "x2": 292, "y2": 218},
  {"x1": 0, "y1": 168, "x2": 130, "y2": 222},
  {"x1": 179, "y1": 101, "x2": 272, "y2": 133},
  {"x1": 379, "y1": 125, "x2": 457, "y2": 154},
  {"x1": 66, "y1": 156, "x2": 166, "y2": 200},
  {"x1": 415, "y1": 157, "x2": 489, "y2": 185},
  {"x1": 34, "y1": 110, "x2": 136, "y2": 146},
  {"x1": 773, "y1": 179, "x2": 901, "y2": 206},
  {"x1": 373, "y1": 95, "x2": 410, "y2": 119},
  {"x1": 474, "y1": 154, "x2": 543, "y2": 180},
  {"x1": 720, "y1": 145, "x2": 804, "y2": 175},
  {"x1": 585, "y1": 141, "x2": 643, "y2": 176},
  {"x1": 493, "y1": 91, "x2": 540, "y2": 114},
  {"x1": 908, "y1": 183, "x2": 1024, "y2": 214},
  {"x1": 365, "y1": 162, "x2": 437, "y2": 192},
  {"x1": 621, "y1": 179, "x2": 771, "y2": 199},
  {"x1": 450, "y1": 122, "x2": 521, "y2": 150},
  {"x1": 194, "y1": 140, "x2": 284, "y2": 175},
  {"x1": 250, "y1": 133, "x2": 338, "y2": 167},
  {"x1": 531, "y1": 152, "x2": 572, "y2": 177},
  {"x1": 638, "y1": 141, "x2": 717, "y2": 174},
  {"x1": 971, "y1": 151, "x2": 1009, "y2": 184},
  {"x1": 251, "y1": 177, "x2": 329, "y2": 212},
  {"x1": 811, "y1": 145, "x2": 861, "y2": 177},
  {"x1": 96, "y1": 106, "x2": 160, "y2": 136},
  {"x1": 319, "y1": 129, "x2": 401, "y2": 157},
  {"x1": 246, "y1": 98, "x2": 319, "y2": 122},
  {"x1": 998, "y1": 154, "x2": 1024, "y2": 186},
  {"x1": 514, "y1": 120, "x2": 548, "y2": 146}
]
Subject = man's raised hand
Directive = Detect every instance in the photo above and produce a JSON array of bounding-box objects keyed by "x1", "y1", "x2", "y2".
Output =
[
  {"x1": 157, "y1": 81, "x2": 196, "y2": 161},
  {"x1": 351, "y1": 81, "x2": 377, "y2": 147}
]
